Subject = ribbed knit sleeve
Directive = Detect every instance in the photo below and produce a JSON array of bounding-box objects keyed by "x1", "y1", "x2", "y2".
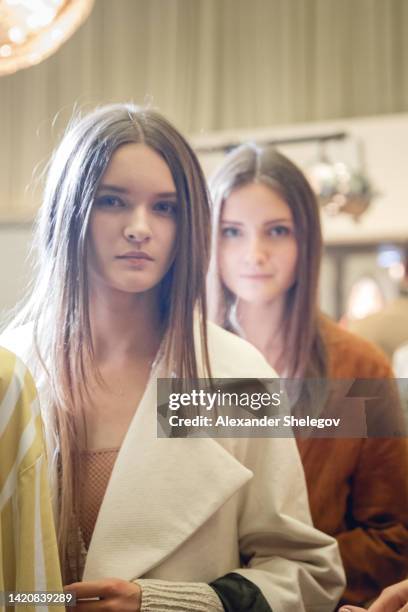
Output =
[{"x1": 136, "y1": 579, "x2": 224, "y2": 611}]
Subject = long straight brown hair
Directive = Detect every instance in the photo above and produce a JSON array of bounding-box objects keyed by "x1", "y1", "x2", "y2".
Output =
[
  {"x1": 208, "y1": 143, "x2": 327, "y2": 379},
  {"x1": 8, "y1": 104, "x2": 212, "y2": 579}
]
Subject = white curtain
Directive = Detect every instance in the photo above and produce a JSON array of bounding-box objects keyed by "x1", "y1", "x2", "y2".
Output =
[{"x1": 0, "y1": 0, "x2": 407, "y2": 220}]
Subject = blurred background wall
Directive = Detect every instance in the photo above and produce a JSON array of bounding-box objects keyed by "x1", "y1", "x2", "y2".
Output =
[{"x1": 1, "y1": 0, "x2": 407, "y2": 320}]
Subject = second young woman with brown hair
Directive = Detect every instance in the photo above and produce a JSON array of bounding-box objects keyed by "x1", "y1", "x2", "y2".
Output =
[{"x1": 208, "y1": 143, "x2": 408, "y2": 607}]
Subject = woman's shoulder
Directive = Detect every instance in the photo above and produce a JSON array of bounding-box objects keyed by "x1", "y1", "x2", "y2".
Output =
[
  {"x1": 320, "y1": 316, "x2": 393, "y2": 378},
  {"x1": 205, "y1": 321, "x2": 278, "y2": 379}
]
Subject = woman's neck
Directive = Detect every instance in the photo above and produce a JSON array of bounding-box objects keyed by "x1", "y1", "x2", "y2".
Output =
[
  {"x1": 236, "y1": 297, "x2": 287, "y2": 372},
  {"x1": 89, "y1": 285, "x2": 163, "y2": 363}
]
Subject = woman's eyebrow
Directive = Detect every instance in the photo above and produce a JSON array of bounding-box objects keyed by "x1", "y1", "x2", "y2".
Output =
[
  {"x1": 220, "y1": 219, "x2": 243, "y2": 225},
  {"x1": 154, "y1": 191, "x2": 178, "y2": 198},
  {"x1": 97, "y1": 184, "x2": 177, "y2": 198},
  {"x1": 264, "y1": 218, "x2": 293, "y2": 225},
  {"x1": 220, "y1": 218, "x2": 293, "y2": 226},
  {"x1": 98, "y1": 183, "x2": 129, "y2": 193}
]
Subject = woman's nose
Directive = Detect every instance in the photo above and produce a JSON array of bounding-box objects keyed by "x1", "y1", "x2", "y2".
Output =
[
  {"x1": 244, "y1": 238, "x2": 268, "y2": 266},
  {"x1": 124, "y1": 208, "x2": 152, "y2": 243}
]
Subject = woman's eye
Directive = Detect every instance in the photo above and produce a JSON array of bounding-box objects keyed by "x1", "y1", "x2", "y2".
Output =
[
  {"x1": 95, "y1": 195, "x2": 124, "y2": 208},
  {"x1": 221, "y1": 226, "x2": 241, "y2": 238},
  {"x1": 268, "y1": 225, "x2": 291, "y2": 237},
  {"x1": 154, "y1": 201, "x2": 177, "y2": 215}
]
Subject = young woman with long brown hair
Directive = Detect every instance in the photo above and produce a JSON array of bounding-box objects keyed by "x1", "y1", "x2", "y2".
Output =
[
  {"x1": 208, "y1": 143, "x2": 408, "y2": 608},
  {"x1": 0, "y1": 105, "x2": 344, "y2": 612}
]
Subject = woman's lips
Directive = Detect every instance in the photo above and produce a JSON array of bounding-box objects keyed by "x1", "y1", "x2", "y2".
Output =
[
  {"x1": 240, "y1": 274, "x2": 274, "y2": 279},
  {"x1": 117, "y1": 251, "x2": 154, "y2": 261}
]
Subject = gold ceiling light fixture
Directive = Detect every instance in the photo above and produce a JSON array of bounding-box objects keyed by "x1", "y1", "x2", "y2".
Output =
[{"x1": 0, "y1": 0, "x2": 94, "y2": 76}]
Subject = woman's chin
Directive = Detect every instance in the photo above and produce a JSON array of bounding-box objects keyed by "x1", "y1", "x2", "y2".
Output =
[
  {"x1": 100, "y1": 278, "x2": 159, "y2": 296},
  {"x1": 233, "y1": 286, "x2": 282, "y2": 305}
]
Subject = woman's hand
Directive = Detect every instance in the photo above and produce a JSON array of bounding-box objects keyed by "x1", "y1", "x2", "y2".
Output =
[
  {"x1": 65, "y1": 578, "x2": 142, "y2": 611},
  {"x1": 339, "y1": 579, "x2": 408, "y2": 612}
]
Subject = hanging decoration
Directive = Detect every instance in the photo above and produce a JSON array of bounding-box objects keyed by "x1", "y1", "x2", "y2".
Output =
[
  {"x1": 196, "y1": 131, "x2": 376, "y2": 222},
  {"x1": 0, "y1": 0, "x2": 94, "y2": 76},
  {"x1": 307, "y1": 138, "x2": 376, "y2": 221}
]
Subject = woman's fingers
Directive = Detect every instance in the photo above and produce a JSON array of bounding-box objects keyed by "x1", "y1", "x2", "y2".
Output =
[
  {"x1": 65, "y1": 580, "x2": 106, "y2": 599},
  {"x1": 368, "y1": 581, "x2": 408, "y2": 612},
  {"x1": 339, "y1": 579, "x2": 408, "y2": 612},
  {"x1": 65, "y1": 578, "x2": 141, "y2": 611}
]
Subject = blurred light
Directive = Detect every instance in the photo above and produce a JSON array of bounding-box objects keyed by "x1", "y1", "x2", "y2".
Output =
[
  {"x1": 26, "y1": 6, "x2": 57, "y2": 30},
  {"x1": 0, "y1": 45, "x2": 13, "y2": 57},
  {"x1": 389, "y1": 262, "x2": 405, "y2": 281},
  {"x1": 50, "y1": 27, "x2": 63, "y2": 40},
  {"x1": 0, "y1": 0, "x2": 95, "y2": 76},
  {"x1": 377, "y1": 247, "x2": 403, "y2": 268},
  {"x1": 8, "y1": 26, "x2": 27, "y2": 44},
  {"x1": 28, "y1": 51, "x2": 40, "y2": 64},
  {"x1": 346, "y1": 277, "x2": 385, "y2": 320},
  {"x1": 6, "y1": 0, "x2": 34, "y2": 9}
]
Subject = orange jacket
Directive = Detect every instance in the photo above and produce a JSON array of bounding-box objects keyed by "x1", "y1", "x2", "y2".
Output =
[{"x1": 297, "y1": 318, "x2": 408, "y2": 606}]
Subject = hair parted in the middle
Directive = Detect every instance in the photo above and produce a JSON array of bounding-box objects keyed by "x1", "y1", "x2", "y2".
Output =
[
  {"x1": 208, "y1": 143, "x2": 327, "y2": 379},
  {"x1": 9, "y1": 103, "x2": 213, "y2": 578}
]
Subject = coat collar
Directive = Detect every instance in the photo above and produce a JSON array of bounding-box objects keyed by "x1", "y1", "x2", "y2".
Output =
[{"x1": 83, "y1": 367, "x2": 253, "y2": 581}]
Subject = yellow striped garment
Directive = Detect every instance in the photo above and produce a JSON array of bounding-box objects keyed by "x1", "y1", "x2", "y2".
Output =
[{"x1": 0, "y1": 348, "x2": 62, "y2": 611}]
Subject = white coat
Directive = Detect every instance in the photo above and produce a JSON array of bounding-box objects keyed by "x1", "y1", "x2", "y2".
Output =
[{"x1": 0, "y1": 321, "x2": 345, "y2": 612}]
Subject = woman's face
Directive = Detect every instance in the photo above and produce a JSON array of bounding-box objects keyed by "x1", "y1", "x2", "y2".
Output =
[
  {"x1": 218, "y1": 182, "x2": 298, "y2": 305},
  {"x1": 88, "y1": 143, "x2": 178, "y2": 295}
]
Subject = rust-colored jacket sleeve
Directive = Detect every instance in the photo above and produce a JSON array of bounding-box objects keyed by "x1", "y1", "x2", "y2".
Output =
[
  {"x1": 337, "y1": 435, "x2": 408, "y2": 605},
  {"x1": 298, "y1": 318, "x2": 408, "y2": 606}
]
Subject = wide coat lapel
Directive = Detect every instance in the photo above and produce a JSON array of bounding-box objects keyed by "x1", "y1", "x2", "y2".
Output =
[{"x1": 83, "y1": 368, "x2": 253, "y2": 581}]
